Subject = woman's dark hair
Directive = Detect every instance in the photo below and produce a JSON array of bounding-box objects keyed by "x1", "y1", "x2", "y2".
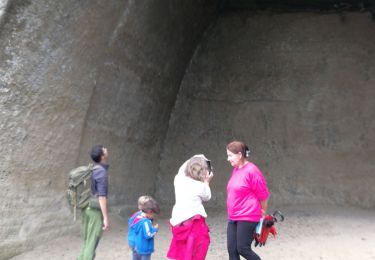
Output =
[
  {"x1": 90, "y1": 145, "x2": 104, "y2": 163},
  {"x1": 226, "y1": 141, "x2": 250, "y2": 158}
]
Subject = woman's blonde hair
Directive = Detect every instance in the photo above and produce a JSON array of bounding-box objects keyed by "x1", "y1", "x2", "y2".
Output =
[{"x1": 185, "y1": 156, "x2": 209, "y2": 182}]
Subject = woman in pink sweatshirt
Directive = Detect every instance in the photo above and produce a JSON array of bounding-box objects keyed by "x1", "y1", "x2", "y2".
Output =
[{"x1": 226, "y1": 141, "x2": 270, "y2": 260}]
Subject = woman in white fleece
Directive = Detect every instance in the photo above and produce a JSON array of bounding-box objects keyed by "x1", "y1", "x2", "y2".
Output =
[{"x1": 167, "y1": 154, "x2": 214, "y2": 260}]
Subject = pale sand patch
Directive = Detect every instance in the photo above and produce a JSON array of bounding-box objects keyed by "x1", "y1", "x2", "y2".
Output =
[{"x1": 10, "y1": 205, "x2": 375, "y2": 260}]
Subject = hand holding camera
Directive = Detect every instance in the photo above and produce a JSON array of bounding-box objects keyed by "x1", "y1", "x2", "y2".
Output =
[{"x1": 203, "y1": 169, "x2": 214, "y2": 184}]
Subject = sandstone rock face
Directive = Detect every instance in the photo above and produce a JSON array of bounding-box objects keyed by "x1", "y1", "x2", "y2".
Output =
[
  {"x1": 1, "y1": 0, "x2": 375, "y2": 258},
  {"x1": 157, "y1": 13, "x2": 375, "y2": 209},
  {"x1": 0, "y1": 0, "x2": 216, "y2": 258}
]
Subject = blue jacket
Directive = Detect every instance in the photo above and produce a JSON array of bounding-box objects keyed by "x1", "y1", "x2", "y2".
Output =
[
  {"x1": 130, "y1": 214, "x2": 158, "y2": 255},
  {"x1": 127, "y1": 211, "x2": 142, "y2": 248}
]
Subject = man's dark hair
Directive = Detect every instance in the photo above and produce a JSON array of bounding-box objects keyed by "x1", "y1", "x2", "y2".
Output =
[{"x1": 90, "y1": 145, "x2": 104, "y2": 163}]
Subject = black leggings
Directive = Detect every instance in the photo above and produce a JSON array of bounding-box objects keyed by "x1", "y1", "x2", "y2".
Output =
[{"x1": 227, "y1": 221, "x2": 261, "y2": 260}]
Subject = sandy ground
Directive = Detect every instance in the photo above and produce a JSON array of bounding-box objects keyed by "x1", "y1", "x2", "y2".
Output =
[{"x1": 10, "y1": 205, "x2": 375, "y2": 260}]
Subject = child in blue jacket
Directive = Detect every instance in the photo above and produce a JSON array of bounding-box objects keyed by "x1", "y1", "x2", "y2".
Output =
[
  {"x1": 128, "y1": 196, "x2": 148, "y2": 249},
  {"x1": 128, "y1": 196, "x2": 160, "y2": 260}
]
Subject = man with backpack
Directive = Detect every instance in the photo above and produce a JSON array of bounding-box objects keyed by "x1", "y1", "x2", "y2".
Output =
[{"x1": 78, "y1": 144, "x2": 110, "y2": 260}]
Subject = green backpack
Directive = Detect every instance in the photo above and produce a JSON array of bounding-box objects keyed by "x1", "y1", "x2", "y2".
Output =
[{"x1": 66, "y1": 164, "x2": 100, "y2": 220}]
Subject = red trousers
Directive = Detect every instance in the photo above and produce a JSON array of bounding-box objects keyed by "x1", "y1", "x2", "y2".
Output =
[{"x1": 167, "y1": 215, "x2": 210, "y2": 260}]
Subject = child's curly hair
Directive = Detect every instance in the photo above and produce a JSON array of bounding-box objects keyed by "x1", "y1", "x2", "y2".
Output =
[{"x1": 138, "y1": 195, "x2": 160, "y2": 214}]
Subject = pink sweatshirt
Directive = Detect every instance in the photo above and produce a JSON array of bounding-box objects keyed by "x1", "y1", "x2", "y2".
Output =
[{"x1": 227, "y1": 162, "x2": 270, "y2": 222}]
